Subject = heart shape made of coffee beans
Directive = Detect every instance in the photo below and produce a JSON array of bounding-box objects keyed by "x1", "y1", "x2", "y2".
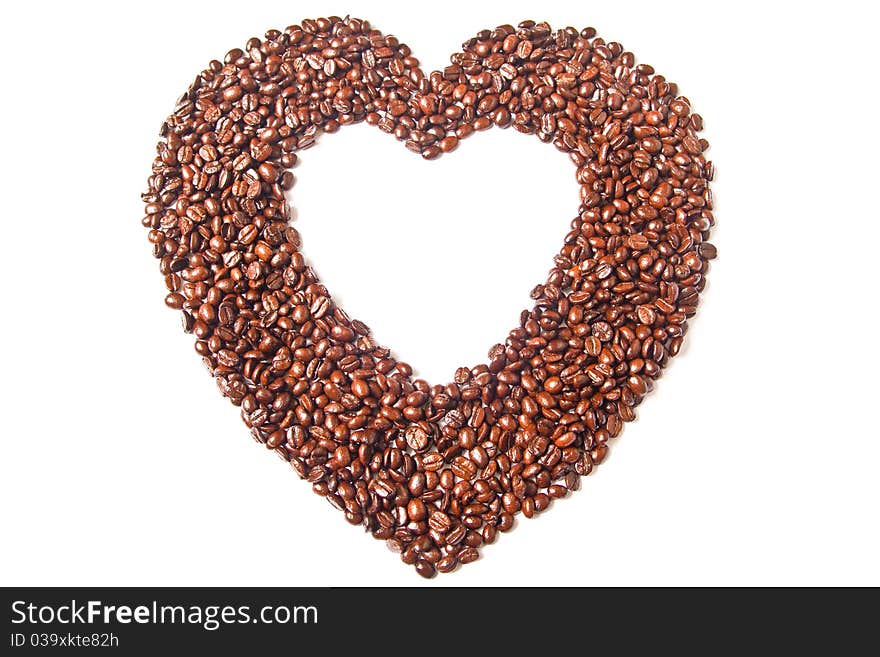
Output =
[{"x1": 142, "y1": 16, "x2": 716, "y2": 578}]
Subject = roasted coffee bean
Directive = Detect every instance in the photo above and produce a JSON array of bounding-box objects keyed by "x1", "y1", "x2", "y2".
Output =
[
  {"x1": 451, "y1": 456, "x2": 477, "y2": 480},
  {"x1": 164, "y1": 292, "x2": 185, "y2": 309},
  {"x1": 436, "y1": 555, "x2": 458, "y2": 573},
  {"x1": 143, "y1": 17, "x2": 714, "y2": 578},
  {"x1": 428, "y1": 510, "x2": 452, "y2": 533},
  {"x1": 699, "y1": 242, "x2": 718, "y2": 260},
  {"x1": 407, "y1": 498, "x2": 427, "y2": 522},
  {"x1": 458, "y1": 547, "x2": 480, "y2": 564},
  {"x1": 415, "y1": 559, "x2": 436, "y2": 579},
  {"x1": 404, "y1": 424, "x2": 430, "y2": 452}
]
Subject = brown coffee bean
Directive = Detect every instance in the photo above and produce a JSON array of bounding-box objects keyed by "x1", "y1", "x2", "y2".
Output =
[
  {"x1": 405, "y1": 424, "x2": 430, "y2": 452},
  {"x1": 330, "y1": 325, "x2": 355, "y2": 342},
  {"x1": 164, "y1": 292, "x2": 185, "y2": 309},
  {"x1": 544, "y1": 376, "x2": 563, "y2": 393},
  {"x1": 458, "y1": 548, "x2": 479, "y2": 564},
  {"x1": 407, "y1": 498, "x2": 427, "y2": 522},
  {"x1": 628, "y1": 234, "x2": 649, "y2": 251},
  {"x1": 428, "y1": 510, "x2": 452, "y2": 533},
  {"x1": 421, "y1": 453, "x2": 444, "y2": 472},
  {"x1": 637, "y1": 306, "x2": 656, "y2": 325},
  {"x1": 446, "y1": 525, "x2": 466, "y2": 546},
  {"x1": 257, "y1": 162, "x2": 277, "y2": 182},
  {"x1": 592, "y1": 322, "x2": 613, "y2": 342},
  {"x1": 436, "y1": 555, "x2": 458, "y2": 573},
  {"x1": 439, "y1": 135, "x2": 459, "y2": 153},
  {"x1": 372, "y1": 478, "x2": 395, "y2": 499},
  {"x1": 217, "y1": 349, "x2": 240, "y2": 368},
  {"x1": 414, "y1": 560, "x2": 436, "y2": 579},
  {"x1": 451, "y1": 456, "x2": 477, "y2": 480},
  {"x1": 421, "y1": 145, "x2": 441, "y2": 160},
  {"x1": 699, "y1": 242, "x2": 718, "y2": 259},
  {"x1": 350, "y1": 378, "x2": 370, "y2": 398}
]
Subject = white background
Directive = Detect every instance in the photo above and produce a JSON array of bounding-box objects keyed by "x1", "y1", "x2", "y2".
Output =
[{"x1": 1, "y1": 0, "x2": 878, "y2": 586}]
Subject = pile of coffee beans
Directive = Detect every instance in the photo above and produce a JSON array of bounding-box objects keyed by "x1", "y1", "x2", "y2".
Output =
[{"x1": 142, "y1": 17, "x2": 715, "y2": 577}]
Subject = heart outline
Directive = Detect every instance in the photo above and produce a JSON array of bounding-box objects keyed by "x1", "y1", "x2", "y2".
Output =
[{"x1": 142, "y1": 16, "x2": 716, "y2": 577}]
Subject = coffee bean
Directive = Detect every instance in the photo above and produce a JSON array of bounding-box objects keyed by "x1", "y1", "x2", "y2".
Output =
[
  {"x1": 458, "y1": 548, "x2": 480, "y2": 564},
  {"x1": 143, "y1": 17, "x2": 714, "y2": 578},
  {"x1": 438, "y1": 135, "x2": 459, "y2": 153},
  {"x1": 351, "y1": 378, "x2": 370, "y2": 398},
  {"x1": 372, "y1": 478, "x2": 395, "y2": 499},
  {"x1": 217, "y1": 349, "x2": 240, "y2": 368},
  {"x1": 310, "y1": 296, "x2": 330, "y2": 319},
  {"x1": 628, "y1": 234, "x2": 649, "y2": 251},
  {"x1": 420, "y1": 452, "x2": 444, "y2": 473},
  {"x1": 451, "y1": 456, "x2": 477, "y2": 480},
  {"x1": 257, "y1": 162, "x2": 277, "y2": 182},
  {"x1": 330, "y1": 325, "x2": 355, "y2": 342},
  {"x1": 446, "y1": 524, "x2": 467, "y2": 546},
  {"x1": 414, "y1": 560, "x2": 436, "y2": 579},
  {"x1": 428, "y1": 510, "x2": 452, "y2": 533},
  {"x1": 637, "y1": 306, "x2": 656, "y2": 325},
  {"x1": 699, "y1": 242, "x2": 718, "y2": 259},
  {"x1": 544, "y1": 376, "x2": 563, "y2": 394},
  {"x1": 592, "y1": 322, "x2": 613, "y2": 342},
  {"x1": 164, "y1": 292, "x2": 185, "y2": 309},
  {"x1": 407, "y1": 498, "x2": 427, "y2": 522},
  {"x1": 405, "y1": 424, "x2": 430, "y2": 452},
  {"x1": 388, "y1": 100, "x2": 407, "y2": 117},
  {"x1": 436, "y1": 555, "x2": 458, "y2": 573}
]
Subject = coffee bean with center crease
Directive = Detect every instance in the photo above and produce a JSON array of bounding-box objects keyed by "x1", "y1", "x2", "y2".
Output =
[
  {"x1": 405, "y1": 424, "x2": 430, "y2": 452},
  {"x1": 142, "y1": 16, "x2": 715, "y2": 577},
  {"x1": 415, "y1": 560, "x2": 436, "y2": 579},
  {"x1": 428, "y1": 510, "x2": 452, "y2": 533}
]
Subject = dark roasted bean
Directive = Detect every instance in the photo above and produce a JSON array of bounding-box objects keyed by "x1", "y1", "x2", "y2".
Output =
[
  {"x1": 414, "y1": 559, "x2": 436, "y2": 579},
  {"x1": 699, "y1": 242, "x2": 718, "y2": 260},
  {"x1": 407, "y1": 498, "x2": 427, "y2": 522},
  {"x1": 428, "y1": 510, "x2": 452, "y2": 533},
  {"x1": 164, "y1": 292, "x2": 185, "y2": 309},
  {"x1": 406, "y1": 423, "x2": 432, "y2": 452}
]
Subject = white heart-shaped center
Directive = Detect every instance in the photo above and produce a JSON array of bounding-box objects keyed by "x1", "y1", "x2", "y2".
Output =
[{"x1": 293, "y1": 122, "x2": 579, "y2": 383}]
